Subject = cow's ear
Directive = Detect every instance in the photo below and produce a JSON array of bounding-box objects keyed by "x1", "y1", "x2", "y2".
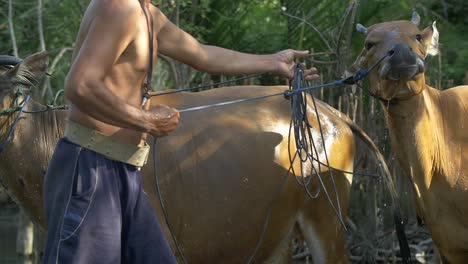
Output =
[
  {"x1": 356, "y1": 23, "x2": 368, "y2": 35},
  {"x1": 411, "y1": 11, "x2": 421, "y2": 26},
  {"x1": 6, "y1": 51, "x2": 49, "y2": 85},
  {"x1": 22, "y1": 51, "x2": 49, "y2": 80},
  {"x1": 421, "y1": 21, "x2": 439, "y2": 56}
]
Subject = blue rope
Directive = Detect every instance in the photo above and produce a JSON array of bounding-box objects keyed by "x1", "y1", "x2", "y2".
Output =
[
  {"x1": 178, "y1": 78, "x2": 351, "y2": 113},
  {"x1": 153, "y1": 73, "x2": 267, "y2": 96},
  {"x1": 177, "y1": 51, "x2": 394, "y2": 114}
]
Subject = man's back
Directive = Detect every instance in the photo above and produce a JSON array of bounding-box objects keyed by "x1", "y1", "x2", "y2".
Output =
[{"x1": 67, "y1": 0, "x2": 155, "y2": 145}]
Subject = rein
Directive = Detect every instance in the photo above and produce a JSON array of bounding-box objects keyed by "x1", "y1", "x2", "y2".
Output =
[
  {"x1": 153, "y1": 73, "x2": 266, "y2": 96},
  {"x1": 154, "y1": 50, "x2": 395, "y2": 113},
  {"x1": 0, "y1": 104, "x2": 68, "y2": 116}
]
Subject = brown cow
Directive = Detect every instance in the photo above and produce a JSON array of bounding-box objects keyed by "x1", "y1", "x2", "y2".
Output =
[
  {"x1": 0, "y1": 52, "x2": 397, "y2": 263},
  {"x1": 353, "y1": 12, "x2": 468, "y2": 263}
]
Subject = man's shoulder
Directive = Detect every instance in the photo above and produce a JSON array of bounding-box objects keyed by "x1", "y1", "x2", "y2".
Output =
[
  {"x1": 149, "y1": 4, "x2": 170, "y2": 31},
  {"x1": 92, "y1": 0, "x2": 142, "y2": 19}
]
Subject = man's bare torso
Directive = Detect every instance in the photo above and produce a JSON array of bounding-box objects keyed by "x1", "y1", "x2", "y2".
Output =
[{"x1": 68, "y1": 0, "x2": 157, "y2": 145}]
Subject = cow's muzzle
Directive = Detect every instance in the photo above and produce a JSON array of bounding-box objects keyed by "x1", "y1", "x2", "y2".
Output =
[{"x1": 380, "y1": 43, "x2": 425, "y2": 81}]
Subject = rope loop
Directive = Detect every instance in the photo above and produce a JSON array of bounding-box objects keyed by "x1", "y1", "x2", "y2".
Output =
[{"x1": 287, "y1": 64, "x2": 347, "y2": 229}]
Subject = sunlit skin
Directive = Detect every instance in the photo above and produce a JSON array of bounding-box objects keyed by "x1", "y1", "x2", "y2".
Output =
[
  {"x1": 354, "y1": 14, "x2": 468, "y2": 263},
  {"x1": 64, "y1": 0, "x2": 319, "y2": 146}
]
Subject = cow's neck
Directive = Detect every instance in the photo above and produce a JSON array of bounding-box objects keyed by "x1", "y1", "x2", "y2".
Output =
[
  {"x1": 0, "y1": 96, "x2": 65, "y2": 166},
  {"x1": 21, "y1": 99, "x2": 65, "y2": 156},
  {"x1": 0, "y1": 96, "x2": 65, "y2": 226},
  {"x1": 383, "y1": 84, "x2": 446, "y2": 202}
]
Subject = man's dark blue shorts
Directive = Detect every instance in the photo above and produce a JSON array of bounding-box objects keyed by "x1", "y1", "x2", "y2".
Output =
[{"x1": 42, "y1": 138, "x2": 177, "y2": 264}]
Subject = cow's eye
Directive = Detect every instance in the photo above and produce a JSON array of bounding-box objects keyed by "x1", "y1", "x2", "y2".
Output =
[
  {"x1": 416, "y1": 34, "x2": 423, "y2": 42},
  {"x1": 365, "y1": 42, "x2": 375, "y2": 50}
]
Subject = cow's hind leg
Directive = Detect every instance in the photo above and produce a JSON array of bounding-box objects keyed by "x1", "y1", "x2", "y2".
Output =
[
  {"x1": 297, "y1": 169, "x2": 352, "y2": 264},
  {"x1": 263, "y1": 222, "x2": 295, "y2": 264}
]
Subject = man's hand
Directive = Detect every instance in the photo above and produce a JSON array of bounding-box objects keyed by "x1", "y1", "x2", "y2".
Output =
[
  {"x1": 149, "y1": 104, "x2": 180, "y2": 138},
  {"x1": 274, "y1": 49, "x2": 319, "y2": 80}
]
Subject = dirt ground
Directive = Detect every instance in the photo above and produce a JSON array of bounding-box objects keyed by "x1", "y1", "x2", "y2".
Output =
[{"x1": 0, "y1": 203, "x2": 436, "y2": 264}]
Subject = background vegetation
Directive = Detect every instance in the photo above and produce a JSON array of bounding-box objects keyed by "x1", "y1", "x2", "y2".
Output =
[
  {"x1": 1, "y1": 0, "x2": 466, "y2": 95},
  {"x1": 0, "y1": 0, "x2": 467, "y2": 263}
]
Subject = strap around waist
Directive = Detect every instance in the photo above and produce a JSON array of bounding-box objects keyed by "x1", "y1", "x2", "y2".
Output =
[{"x1": 64, "y1": 121, "x2": 150, "y2": 168}]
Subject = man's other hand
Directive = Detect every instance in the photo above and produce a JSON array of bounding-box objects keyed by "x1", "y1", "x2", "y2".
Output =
[
  {"x1": 274, "y1": 49, "x2": 320, "y2": 80},
  {"x1": 149, "y1": 104, "x2": 180, "y2": 138}
]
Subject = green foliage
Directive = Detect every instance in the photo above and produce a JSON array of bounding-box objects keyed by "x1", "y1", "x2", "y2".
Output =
[
  {"x1": 439, "y1": 27, "x2": 468, "y2": 86},
  {"x1": 0, "y1": 0, "x2": 87, "y2": 98},
  {"x1": 0, "y1": 0, "x2": 466, "y2": 101},
  {"x1": 205, "y1": 0, "x2": 288, "y2": 53},
  {"x1": 354, "y1": 0, "x2": 468, "y2": 87},
  {"x1": 154, "y1": 0, "x2": 212, "y2": 42}
]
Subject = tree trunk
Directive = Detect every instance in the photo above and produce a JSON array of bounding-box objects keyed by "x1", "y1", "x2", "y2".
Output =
[
  {"x1": 38, "y1": 0, "x2": 53, "y2": 99},
  {"x1": 162, "y1": 1, "x2": 195, "y2": 90},
  {"x1": 8, "y1": 0, "x2": 18, "y2": 57}
]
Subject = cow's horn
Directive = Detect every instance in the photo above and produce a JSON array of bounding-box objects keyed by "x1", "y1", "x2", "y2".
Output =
[
  {"x1": 0, "y1": 55, "x2": 22, "y2": 66},
  {"x1": 356, "y1": 23, "x2": 368, "y2": 34},
  {"x1": 411, "y1": 11, "x2": 421, "y2": 26}
]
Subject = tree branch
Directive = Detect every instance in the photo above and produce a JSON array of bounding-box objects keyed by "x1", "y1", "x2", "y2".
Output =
[
  {"x1": 38, "y1": 0, "x2": 53, "y2": 99},
  {"x1": 49, "y1": 47, "x2": 74, "y2": 75},
  {"x1": 38, "y1": 0, "x2": 46, "y2": 51},
  {"x1": 8, "y1": 0, "x2": 19, "y2": 57},
  {"x1": 282, "y1": 11, "x2": 334, "y2": 53},
  {"x1": 158, "y1": 54, "x2": 179, "y2": 89}
]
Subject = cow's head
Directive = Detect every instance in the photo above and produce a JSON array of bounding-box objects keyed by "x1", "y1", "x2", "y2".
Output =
[
  {"x1": 0, "y1": 52, "x2": 49, "y2": 105},
  {"x1": 353, "y1": 12, "x2": 439, "y2": 101}
]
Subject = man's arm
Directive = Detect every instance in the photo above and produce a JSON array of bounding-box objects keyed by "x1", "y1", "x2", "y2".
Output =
[
  {"x1": 65, "y1": 2, "x2": 178, "y2": 136},
  {"x1": 155, "y1": 8, "x2": 318, "y2": 79}
]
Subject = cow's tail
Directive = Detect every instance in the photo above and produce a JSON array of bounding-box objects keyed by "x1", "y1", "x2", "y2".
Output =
[{"x1": 325, "y1": 105, "x2": 412, "y2": 263}]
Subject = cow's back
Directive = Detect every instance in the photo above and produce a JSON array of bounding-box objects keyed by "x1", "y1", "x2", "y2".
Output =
[
  {"x1": 141, "y1": 86, "x2": 354, "y2": 263},
  {"x1": 0, "y1": 86, "x2": 354, "y2": 263}
]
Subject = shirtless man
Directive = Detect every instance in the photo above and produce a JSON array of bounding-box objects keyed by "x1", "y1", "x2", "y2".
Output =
[{"x1": 42, "y1": 0, "x2": 319, "y2": 263}]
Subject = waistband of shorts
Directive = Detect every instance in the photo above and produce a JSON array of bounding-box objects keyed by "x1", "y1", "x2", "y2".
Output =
[{"x1": 64, "y1": 120, "x2": 150, "y2": 168}]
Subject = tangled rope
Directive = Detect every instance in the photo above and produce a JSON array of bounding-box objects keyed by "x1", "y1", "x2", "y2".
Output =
[{"x1": 287, "y1": 65, "x2": 346, "y2": 229}]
